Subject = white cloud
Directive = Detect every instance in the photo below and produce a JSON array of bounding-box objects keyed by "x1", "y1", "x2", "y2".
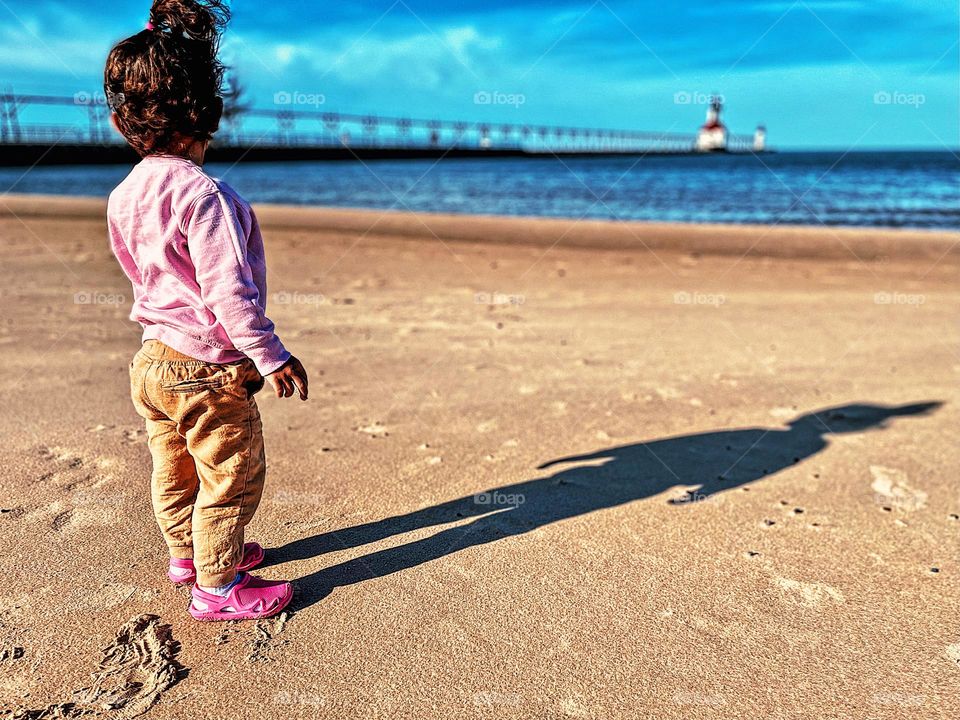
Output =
[
  {"x1": 274, "y1": 44, "x2": 297, "y2": 65},
  {"x1": 0, "y1": 28, "x2": 107, "y2": 79},
  {"x1": 229, "y1": 25, "x2": 504, "y2": 91}
]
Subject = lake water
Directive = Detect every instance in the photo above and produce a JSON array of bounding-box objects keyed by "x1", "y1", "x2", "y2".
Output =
[{"x1": 1, "y1": 151, "x2": 956, "y2": 229}]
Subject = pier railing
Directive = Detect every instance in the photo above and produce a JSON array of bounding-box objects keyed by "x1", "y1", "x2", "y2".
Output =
[{"x1": 0, "y1": 92, "x2": 756, "y2": 157}]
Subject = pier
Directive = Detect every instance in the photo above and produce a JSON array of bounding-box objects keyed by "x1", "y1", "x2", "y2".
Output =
[{"x1": 0, "y1": 92, "x2": 758, "y2": 166}]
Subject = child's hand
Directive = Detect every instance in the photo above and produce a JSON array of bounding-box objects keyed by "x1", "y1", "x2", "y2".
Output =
[{"x1": 266, "y1": 356, "x2": 309, "y2": 400}]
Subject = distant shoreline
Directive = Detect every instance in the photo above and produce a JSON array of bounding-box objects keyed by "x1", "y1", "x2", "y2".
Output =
[
  {"x1": 0, "y1": 143, "x2": 770, "y2": 168},
  {"x1": 3, "y1": 144, "x2": 957, "y2": 168}
]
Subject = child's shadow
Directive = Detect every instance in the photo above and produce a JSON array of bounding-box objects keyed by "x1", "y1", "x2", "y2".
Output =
[{"x1": 268, "y1": 401, "x2": 939, "y2": 609}]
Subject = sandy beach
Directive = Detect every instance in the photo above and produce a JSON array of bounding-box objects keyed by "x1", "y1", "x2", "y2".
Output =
[{"x1": 1, "y1": 193, "x2": 958, "y2": 719}]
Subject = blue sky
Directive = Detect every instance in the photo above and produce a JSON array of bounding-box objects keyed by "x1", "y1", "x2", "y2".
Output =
[{"x1": 0, "y1": 0, "x2": 956, "y2": 149}]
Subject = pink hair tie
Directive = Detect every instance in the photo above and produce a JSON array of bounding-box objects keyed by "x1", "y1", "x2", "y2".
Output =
[{"x1": 145, "y1": 21, "x2": 155, "y2": 30}]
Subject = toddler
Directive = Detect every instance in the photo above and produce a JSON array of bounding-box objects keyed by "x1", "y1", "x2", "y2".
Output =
[{"x1": 104, "y1": 0, "x2": 308, "y2": 620}]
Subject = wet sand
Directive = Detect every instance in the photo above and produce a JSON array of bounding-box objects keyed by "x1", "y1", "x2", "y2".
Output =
[{"x1": 0, "y1": 194, "x2": 958, "y2": 719}]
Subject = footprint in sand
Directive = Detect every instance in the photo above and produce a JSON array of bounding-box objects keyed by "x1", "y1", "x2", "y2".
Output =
[
  {"x1": 86, "y1": 423, "x2": 115, "y2": 433},
  {"x1": 476, "y1": 419, "x2": 498, "y2": 433},
  {"x1": 946, "y1": 644, "x2": 960, "y2": 669},
  {"x1": 773, "y1": 577, "x2": 845, "y2": 608},
  {"x1": 769, "y1": 406, "x2": 796, "y2": 420},
  {"x1": 248, "y1": 612, "x2": 289, "y2": 663},
  {"x1": 20, "y1": 500, "x2": 75, "y2": 534},
  {"x1": 122, "y1": 428, "x2": 147, "y2": 444},
  {"x1": 870, "y1": 465, "x2": 927, "y2": 511},
  {"x1": 214, "y1": 623, "x2": 241, "y2": 647},
  {"x1": 36, "y1": 446, "x2": 95, "y2": 491},
  {"x1": 77, "y1": 614, "x2": 183, "y2": 716},
  {"x1": 401, "y1": 455, "x2": 443, "y2": 474},
  {"x1": 0, "y1": 645, "x2": 23, "y2": 662},
  {"x1": 32, "y1": 490, "x2": 125, "y2": 534},
  {"x1": 0, "y1": 614, "x2": 25, "y2": 666},
  {"x1": 51, "y1": 508, "x2": 74, "y2": 532},
  {"x1": 653, "y1": 385, "x2": 683, "y2": 400},
  {"x1": 355, "y1": 422, "x2": 389, "y2": 438},
  {"x1": 11, "y1": 614, "x2": 183, "y2": 719},
  {"x1": 36, "y1": 447, "x2": 123, "y2": 493},
  {"x1": 558, "y1": 697, "x2": 592, "y2": 718},
  {"x1": 0, "y1": 507, "x2": 25, "y2": 520}
]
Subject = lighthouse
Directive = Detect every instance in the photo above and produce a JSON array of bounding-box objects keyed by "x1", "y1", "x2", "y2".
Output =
[
  {"x1": 753, "y1": 124, "x2": 766, "y2": 152},
  {"x1": 696, "y1": 96, "x2": 727, "y2": 152}
]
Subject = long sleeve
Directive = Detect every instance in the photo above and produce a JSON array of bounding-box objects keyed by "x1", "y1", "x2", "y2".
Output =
[{"x1": 183, "y1": 190, "x2": 290, "y2": 375}]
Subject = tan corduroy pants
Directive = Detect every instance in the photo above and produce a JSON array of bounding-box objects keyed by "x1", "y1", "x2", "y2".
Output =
[{"x1": 129, "y1": 340, "x2": 266, "y2": 587}]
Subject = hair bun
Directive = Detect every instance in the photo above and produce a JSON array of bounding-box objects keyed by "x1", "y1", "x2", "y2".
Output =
[{"x1": 149, "y1": 0, "x2": 229, "y2": 42}]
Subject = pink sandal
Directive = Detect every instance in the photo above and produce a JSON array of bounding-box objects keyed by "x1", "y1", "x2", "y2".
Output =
[
  {"x1": 189, "y1": 573, "x2": 293, "y2": 621},
  {"x1": 167, "y1": 542, "x2": 266, "y2": 585}
]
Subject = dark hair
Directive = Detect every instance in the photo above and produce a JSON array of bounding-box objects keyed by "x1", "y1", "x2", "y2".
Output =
[{"x1": 104, "y1": 0, "x2": 230, "y2": 156}]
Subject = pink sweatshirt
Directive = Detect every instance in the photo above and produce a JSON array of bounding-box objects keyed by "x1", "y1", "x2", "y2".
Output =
[{"x1": 108, "y1": 155, "x2": 289, "y2": 375}]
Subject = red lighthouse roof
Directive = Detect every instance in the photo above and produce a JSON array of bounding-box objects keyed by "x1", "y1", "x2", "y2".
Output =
[{"x1": 700, "y1": 96, "x2": 725, "y2": 131}]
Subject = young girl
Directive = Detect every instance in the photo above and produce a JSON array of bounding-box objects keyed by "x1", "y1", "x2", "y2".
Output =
[{"x1": 104, "y1": 0, "x2": 309, "y2": 621}]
